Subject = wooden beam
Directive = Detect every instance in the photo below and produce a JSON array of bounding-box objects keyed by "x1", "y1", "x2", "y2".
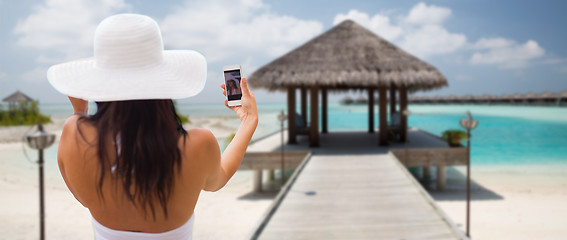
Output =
[
  {"x1": 379, "y1": 86, "x2": 388, "y2": 146},
  {"x1": 400, "y1": 85, "x2": 408, "y2": 142},
  {"x1": 287, "y1": 86, "x2": 297, "y2": 144},
  {"x1": 239, "y1": 151, "x2": 309, "y2": 170},
  {"x1": 310, "y1": 86, "x2": 319, "y2": 147},
  {"x1": 390, "y1": 86, "x2": 397, "y2": 119},
  {"x1": 368, "y1": 88, "x2": 375, "y2": 133},
  {"x1": 322, "y1": 88, "x2": 328, "y2": 134},
  {"x1": 390, "y1": 148, "x2": 468, "y2": 167},
  {"x1": 300, "y1": 88, "x2": 307, "y2": 124}
]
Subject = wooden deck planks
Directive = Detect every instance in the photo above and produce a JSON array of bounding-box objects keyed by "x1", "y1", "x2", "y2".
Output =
[{"x1": 256, "y1": 154, "x2": 465, "y2": 240}]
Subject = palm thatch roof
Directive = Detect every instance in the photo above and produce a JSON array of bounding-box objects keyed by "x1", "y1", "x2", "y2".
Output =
[
  {"x1": 537, "y1": 91, "x2": 555, "y2": 99},
  {"x1": 2, "y1": 90, "x2": 33, "y2": 103},
  {"x1": 248, "y1": 20, "x2": 447, "y2": 92}
]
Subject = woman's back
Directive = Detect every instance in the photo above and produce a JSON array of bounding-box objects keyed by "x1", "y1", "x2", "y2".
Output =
[{"x1": 58, "y1": 114, "x2": 220, "y2": 233}]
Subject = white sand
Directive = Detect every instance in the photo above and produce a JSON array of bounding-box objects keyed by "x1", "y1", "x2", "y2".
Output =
[
  {"x1": 3, "y1": 118, "x2": 567, "y2": 239},
  {"x1": 428, "y1": 165, "x2": 567, "y2": 240},
  {"x1": 0, "y1": 116, "x2": 275, "y2": 240}
]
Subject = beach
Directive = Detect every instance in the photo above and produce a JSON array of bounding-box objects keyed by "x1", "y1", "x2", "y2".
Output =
[
  {"x1": 1, "y1": 104, "x2": 567, "y2": 239},
  {"x1": 0, "y1": 115, "x2": 276, "y2": 240},
  {"x1": 428, "y1": 165, "x2": 567, "y2": 240}
]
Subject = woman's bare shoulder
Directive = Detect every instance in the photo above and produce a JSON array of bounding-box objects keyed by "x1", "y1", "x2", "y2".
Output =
[{"x1": 185, "y1": 128, "x2": 217, "y2": 149}]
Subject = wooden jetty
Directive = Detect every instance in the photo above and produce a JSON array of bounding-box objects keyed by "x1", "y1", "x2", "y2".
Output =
[
  {"x1": 243, "y1": 130, "x2": 469, "y2": 240},
  {"x1": 408, "y1": 90, "x2": 567, "y2": 106}
]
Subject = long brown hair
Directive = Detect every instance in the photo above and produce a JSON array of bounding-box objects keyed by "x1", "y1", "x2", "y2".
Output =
[{"x1": 78, "y1": 99, "x2": 187, "y2": 220}]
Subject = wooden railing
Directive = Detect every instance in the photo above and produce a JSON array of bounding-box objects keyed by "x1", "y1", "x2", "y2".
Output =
[{"x1": 390, "y1": 147, "x2": 468, "y2": 190}]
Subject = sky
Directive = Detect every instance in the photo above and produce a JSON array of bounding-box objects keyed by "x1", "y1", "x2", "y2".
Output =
[{"x1": 1, "y1": 0, "x2": 566, "y2": 104}]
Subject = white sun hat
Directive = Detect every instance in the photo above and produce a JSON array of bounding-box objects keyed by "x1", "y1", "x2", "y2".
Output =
[{"x1": 47, "y1": 13, "x2": 207, "y2": 101}]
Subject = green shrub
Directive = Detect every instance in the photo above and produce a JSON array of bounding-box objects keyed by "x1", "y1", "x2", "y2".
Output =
[
  {"x1": 0, "y1": 101, "x2": 51, "y2": 126},
  {"x1": 441, "y1": 129, "x2": 467, "y2": 146}
]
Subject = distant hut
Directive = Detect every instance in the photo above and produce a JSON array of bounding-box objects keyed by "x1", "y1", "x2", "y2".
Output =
[
  {"x1": 445, "y1": 95, "x2": 458, "y2": 104},
  {"x1": 249, "y1": 20, "x2": 447, "y2": 146},
  {"x1": 559, "y1": 90, "x2": 567, "y2": 106},
  {"x1": 431, "y1": 95, "x2": 444, "y2": 104},
  {"x1": 2, "y1": 90, "x2": 34, "y2": 111},
  {"x1": 340, "y1": 96, "x2": 354, "y2": 105},
  {"x1": 354, "y1": 96, "x2": 368, "y2": 105},
  {"x1": 461, "y1": 94, "x2": 474, "y2": 104},
  {"x1": 479, "y1": 94, "x2": 493, "y2": 104},
  {"x1": 512, "y1": 93, "x2": 524, "y2": 104},
  {"x1": 500, "y1": 93, "x2": 513, "y2": 104},
  {"x1": 524, "y1": 92, "x2": 537, "y2": 104},
  {"x1": 536, "y1": 91, "x2": 555, "y2": 104}
]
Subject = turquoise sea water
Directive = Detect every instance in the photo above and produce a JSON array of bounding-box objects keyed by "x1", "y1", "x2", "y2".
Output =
[{"x1": 38, "y1": 103, "x2": 567, "y2": 166}]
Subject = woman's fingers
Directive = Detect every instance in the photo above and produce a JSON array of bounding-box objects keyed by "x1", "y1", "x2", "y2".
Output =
[{"x1": 220, "y1": 83, "x2": 227, "y2": 97}]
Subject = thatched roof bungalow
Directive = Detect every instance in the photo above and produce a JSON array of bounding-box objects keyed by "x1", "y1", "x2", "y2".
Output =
[
  {"x1": 249, "y1": 20, "x2": 447, "y2": 146},
  {"x1": 2, "y1": 90, "x2": 34, "y2": 110}
]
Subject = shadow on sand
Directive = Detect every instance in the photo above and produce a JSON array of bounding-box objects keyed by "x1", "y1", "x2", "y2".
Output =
[{"x1": 417, "y1": 166, "x2": 504, "y2": 201}]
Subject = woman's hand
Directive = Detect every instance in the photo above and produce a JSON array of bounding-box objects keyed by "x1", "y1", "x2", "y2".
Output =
[
  {"x1": 68, "y1": 96, "x2": 88, "y2": 115},
  {"x1": 221, "y1": 77, "x2": 257, "y2": 123}
]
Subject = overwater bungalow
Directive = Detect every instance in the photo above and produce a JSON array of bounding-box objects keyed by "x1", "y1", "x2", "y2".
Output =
[
  {"x1": 354, "y1": 95, "x2": 368, "y2": 104},
  {"x1": 524, "y1": 91, "x2": 537, "y2": 104},
  {"x1": 478, "y1": 94, "x2": 493, "y2": 104},
  {"x1": 460, "y1": 94, "x2": 474, "y2": 104},
  {"x1": 445, "y1": 94, "x2": 458, "y2": 104},
  {"x1": 536, "y1": 91, "x2": 556, "y2": 104},
  {"x1": 559, "y1": 90, "x2": 567, "y2": 105},
  {"x1": 248, "y1": 20, "x2": 447, "y2": 146}
]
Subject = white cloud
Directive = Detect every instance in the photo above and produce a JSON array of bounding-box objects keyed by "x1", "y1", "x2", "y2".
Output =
[
  {"x1": 13, "y1": 0, "x2": 130, "y2": 63},
  {"x1": 400, "y1": 25, "x2": 466, "y2": 57},
  {"x1": 160, "y1": 0, "x2": 323, "y2": 63},
  {"x1": 455, "y1": 74, "x2": 472, "y2": 81},
  {"x1": 559, "y1": 65, "x2": 567, "y2": 73},
  {"x1": 470, "y1": 39, "x2": 545, "y2": 68},
  {"x1": 333, "y1": 9, "x2": 403, "y2": 41},
  {"x1": 333, "y1": 2, "x2": 545, "y2": 68},
  {"x1": 473, "y1": 37, "x2": 515, "y2": 49},
  {"x1": 405, "y1": 2, "x2": 452, "y2": 25},
  {"x1": 333, "y1": 3, "x2": 465, "y2": 58},
  {"x1": 19, "y1": 67, "x2": 49, "y2": 83}
]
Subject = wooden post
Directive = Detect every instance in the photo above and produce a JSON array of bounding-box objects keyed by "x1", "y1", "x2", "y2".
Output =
[
  {"x1": 423, "y1": 166, "x2": 430, "y2": 180},
  {"x1": 253, "y1": 169, "x2": 262, "y2": 192},
  {"x1": 390, "y1": 86, "x2": 397, "y2": 119},
  {"x1": 287, "y1": 87, "x2": 297, "y2": 144},
  {"x1": 266, "y1": 169, "x2": 274, "y2": 181},
  {"x1": 379, "y1": 86, "x2": 388, "y2": 146},
  {"x1": 437, "y1": 165, "x2": 446, "y2": 190},
  {"x1": 368, "y1": 88, "x2": 375, "y2": 133},
  {"x1": 309, "y1": 86, "x2": 319, "y2": 147},
  {"x1": 322, "y1": 88, "x2": 328, "y2": 134},
  {"x1": 400, "y1": 85, "x2": 408, "y2": 142},
  {"x1": 301, "y1": 88, "x2": 307, "y2": 124}
]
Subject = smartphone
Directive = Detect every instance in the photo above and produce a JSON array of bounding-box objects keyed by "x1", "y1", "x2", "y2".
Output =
[{"x1": 223, "y1": 65, "x2": 243, "y2": 106}]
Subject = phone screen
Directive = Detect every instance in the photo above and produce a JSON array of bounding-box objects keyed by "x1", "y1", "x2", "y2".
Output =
[{"x1": 224, "y1": 69, "x2": 242, "y2": 101}]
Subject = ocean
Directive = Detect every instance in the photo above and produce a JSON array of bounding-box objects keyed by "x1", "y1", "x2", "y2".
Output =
[{"x1": 35, "y1": 103, "x2": 567, "y2": 166}]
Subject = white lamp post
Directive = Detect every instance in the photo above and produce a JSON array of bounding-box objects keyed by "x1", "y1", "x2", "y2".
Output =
[
  {"x1": 26, "y1": 120, "x2": 56, "y2": 240},
  {"x1": 459, "y1": 111, "x2": 478, "y2": 237}
]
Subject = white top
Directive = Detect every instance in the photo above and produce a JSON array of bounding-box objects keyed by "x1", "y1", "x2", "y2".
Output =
[{"x1": 92, "y1": 214, "x2": 194, "y2": 240}]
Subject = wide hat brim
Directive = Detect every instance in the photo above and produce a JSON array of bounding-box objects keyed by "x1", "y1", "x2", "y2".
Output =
[{"x1": 47, "y1": 50, "x2": 207, "y2": 102}]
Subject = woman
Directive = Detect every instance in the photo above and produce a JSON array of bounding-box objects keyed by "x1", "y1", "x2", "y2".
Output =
[
  {"x1": 227, "y1": 79, "x2": 242, "y2": 95},
  {"x1": 48, "y1": 14, "x2": 257, "y2": 239}
]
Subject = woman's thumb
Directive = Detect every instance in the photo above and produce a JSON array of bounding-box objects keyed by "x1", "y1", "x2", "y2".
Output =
[{"x1": 241, "y1": 77, "x2": 250, "y2": 95}]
